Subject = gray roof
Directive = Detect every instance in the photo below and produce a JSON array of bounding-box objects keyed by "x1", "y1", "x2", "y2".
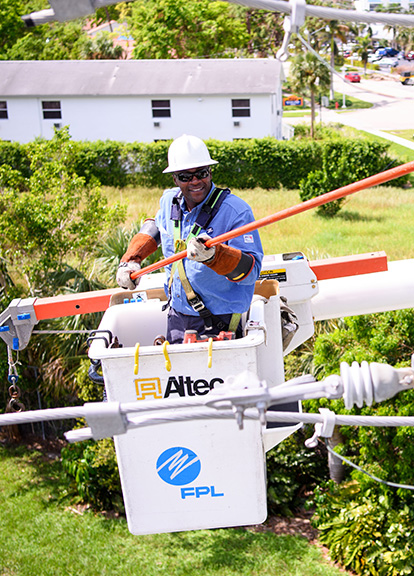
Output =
[{"x1": 0, "y1": 59, "x2": 283, "y2": 97}]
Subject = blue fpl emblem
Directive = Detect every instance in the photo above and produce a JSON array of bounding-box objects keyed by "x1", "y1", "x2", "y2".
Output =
[{"x1": 156, "y1": 447, "x2": 201, "y2": 486}]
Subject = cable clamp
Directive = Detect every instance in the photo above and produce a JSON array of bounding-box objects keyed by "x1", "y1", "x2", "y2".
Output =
[
  {"x1": 305, "y1": 408, "x2": 336, "y2": 448},
  {"x1": 83, "y1": 402, "x2": 127, "y2": 440},
  {"x1": 207, "y1": 371, "x2": 271, "y2": 430}
]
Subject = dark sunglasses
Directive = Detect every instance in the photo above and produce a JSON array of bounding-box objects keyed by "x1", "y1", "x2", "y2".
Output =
[{"x1": 175, "y1": 167, "x2": 210, "y2": 182}]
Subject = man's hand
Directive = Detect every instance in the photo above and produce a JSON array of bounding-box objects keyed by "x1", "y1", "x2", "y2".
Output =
[
  {"x1": 187, "y1": 234, "x2": 216, "y2": 263},
  {"x1": 116, "y1": 261, "x2": 141, "y2": 290}
]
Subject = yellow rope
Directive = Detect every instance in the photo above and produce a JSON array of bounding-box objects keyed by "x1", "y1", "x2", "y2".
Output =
[
  {"x1": 207, "y1": 338, "x2": 213, "y2": 368},
  {"x1": 163, "y1": 341, "x2": 171, "y2": 372},
  {"x1": 133, "y1": 343, "x2": 140, "y2": 375}
]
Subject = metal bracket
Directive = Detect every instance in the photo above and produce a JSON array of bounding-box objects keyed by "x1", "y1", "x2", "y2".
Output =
[
  {"x1": 276, "y1": 0, "x2": 307, "y2": 61},
  {"x1": 305, "y1": 408, "x2": 336, "y2": 448},
  {"x1": 49, "y1": 0, "x2": 96, "y2": 21},
  {"x1": 0, "y1": 298, "x2": 37, "y2": 351}
]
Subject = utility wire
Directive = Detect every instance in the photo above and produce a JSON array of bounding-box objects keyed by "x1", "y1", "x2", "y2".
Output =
[{"x1": 325, "y1": 444, "x2": 414, "y2": 491}]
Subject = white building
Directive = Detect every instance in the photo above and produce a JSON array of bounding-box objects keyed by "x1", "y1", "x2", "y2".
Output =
[
  {"x1": 354, "y1": 0, "x2": 414, "y2": 11},
  {"x1": 0, "y1": 59, "x2": 285, "y2": 143}
]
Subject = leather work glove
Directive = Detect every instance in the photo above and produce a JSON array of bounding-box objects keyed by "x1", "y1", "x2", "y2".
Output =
[
  {"x1": 280, "y1": 295, "x2": 299, "y2": 351},
  {"x1": 116, "y1": 261, "x2": 142, "y2": 290},
  {"x1": 187, "y1": 234, "x2": 216, "y2": 263}
]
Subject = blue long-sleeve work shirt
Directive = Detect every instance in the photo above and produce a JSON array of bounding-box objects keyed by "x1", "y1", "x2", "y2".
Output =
[{"x1": 155, "y1": 184, "x2": 263, "y2": 316}]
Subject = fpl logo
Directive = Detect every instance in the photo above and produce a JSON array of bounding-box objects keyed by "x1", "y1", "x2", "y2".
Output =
[
  {"x1": 156, "y1": 447, "x2": 224, "y2": 500},
  {"x1": 156, "y1": 447, "x2": 201, "y2": 486}
]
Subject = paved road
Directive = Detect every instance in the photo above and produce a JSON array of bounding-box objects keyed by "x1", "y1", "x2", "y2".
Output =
[{"x1": 283, "y1": 68, "x2": 414, "y2": 148}]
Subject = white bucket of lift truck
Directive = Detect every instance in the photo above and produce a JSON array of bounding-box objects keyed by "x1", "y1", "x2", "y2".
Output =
[
  {"x1": 88, "y1": 288, "x2": 289, "y2": 535},
  {"x1": 89, "y1": 297, "x2": 271, "y2": 534}
]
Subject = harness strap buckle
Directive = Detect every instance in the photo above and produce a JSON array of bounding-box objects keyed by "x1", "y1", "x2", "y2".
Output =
[{"x1": 188, "y1": 295, "x2": 210, "y2": 317}]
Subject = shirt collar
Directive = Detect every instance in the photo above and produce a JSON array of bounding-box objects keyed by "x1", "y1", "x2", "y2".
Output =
[{"x1": 180, "y1": 183, "x2": 216, "y2": 215}]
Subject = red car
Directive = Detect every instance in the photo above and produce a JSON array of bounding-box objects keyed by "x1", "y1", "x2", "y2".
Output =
[{"x1": 345, "y1": 72, "x2": 361, "y2": 83}]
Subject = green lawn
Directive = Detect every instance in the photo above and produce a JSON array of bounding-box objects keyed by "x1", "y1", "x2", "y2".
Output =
[
  {"x1": 0, "y1": 446, "x2": 348, "y2": 576},
  {"x1": 282, "y1": 90, "x2": 373, "y2": 114},
  {"x1": 384, "y1": 129, "x2": 414, "y2": 142},
  {"x1": 283, "y1": 110, "x2": 313, "y2": 117},
  {"x1": 104, "y1": 185, "x2": 414, "y2": 263},
  {"x1": 331, "y1": 91, "x2": 374, "y2": 111}
]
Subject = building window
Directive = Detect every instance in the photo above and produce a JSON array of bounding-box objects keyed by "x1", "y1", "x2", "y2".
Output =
[
  {"x1": 232, "y1": 99, "x2": 250, "y2": 117},
  {"x1": 152, "y1": 100, "x2": 171, "y2": 118},
  {"x1": 0, "y1": 101, "x2": 8, "y2": 119},
  {"x1": 42, "y1": 101, "x2": 62, "y2": 119}
]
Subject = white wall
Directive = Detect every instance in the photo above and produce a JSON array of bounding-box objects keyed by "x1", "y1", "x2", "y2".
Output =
[
  {"x1": 0, "y1": 93, "x2": 282, "y2": 143},
  {"x1": 354, "y1": 0, "x2": 413, "y2": 10}
]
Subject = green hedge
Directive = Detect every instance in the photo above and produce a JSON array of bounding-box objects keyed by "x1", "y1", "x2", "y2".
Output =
[
  {"x1": 0, "y1": 141, "x2": 31, "y2": 178},
  {"x1": 0, "y1": 136, "x2": 396, "y2": 190},
  {"x1": 299, "y1": 139, "x2": 393, "y2": 217}
]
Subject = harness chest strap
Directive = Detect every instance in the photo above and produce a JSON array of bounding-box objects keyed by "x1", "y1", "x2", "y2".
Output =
[
  {"x1": 169, "y1": 187, "x2": 230, "y2": 292},
  {"x1": 169, "y1": 188, "x2": 242, "y2": 331}
]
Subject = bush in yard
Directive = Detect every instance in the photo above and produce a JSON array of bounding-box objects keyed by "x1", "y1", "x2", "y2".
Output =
[
  {"x1": 61, "y1": 438, "x2": 124, "y2": 513},
  {"x1": 59, "y1": 359, "x2": 124, "y2": 512},
  {"x1": 299, "y1": 140, "x2": 391, "y2": 217},
  {"x1": 266, "y1": 427, "x2": 329, "y2": 516},
  {"x1": 311, "y1": 482, "x2": 414, "y2": 576},
  {"x1": 307, "y1": 309, "x2": 414, "y2": 575}
]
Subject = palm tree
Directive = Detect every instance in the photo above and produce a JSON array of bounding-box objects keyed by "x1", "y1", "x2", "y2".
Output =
[
  {"x1": 81, "y1": 32, "x2": 125, "y2": 60},
  {"x1": 356, "y1": 34, "x2": 373, "y2": 75},
  {"x1": 324, "y1": 20, "x2": 349, "y2": 100},
  {"x1": 395, "y1": 25, "x2": 414, "y2": 55},
  {"x1": 376, "y1": 3, "x2": 402, "y2": 50},
  {"x1": 308, "y1": 19, "x2": 349, "y2": 100},
  {"x1": 290, "y1": 51, "x2": 331, "y2": 138},
  {"x1": 34, "y1": 220, "x2": 163, "y2": 404}
]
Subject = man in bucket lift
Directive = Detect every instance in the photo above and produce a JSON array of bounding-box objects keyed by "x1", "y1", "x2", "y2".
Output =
[{"x1": 117, "y1": 134, "x2": 264, "y2": 344}]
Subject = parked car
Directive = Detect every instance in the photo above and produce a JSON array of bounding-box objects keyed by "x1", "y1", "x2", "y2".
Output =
[
  {"x1": 378, "y1": 57, "x2": 399, "y2": 68},
  {"x1": 400, "y1": 71, "x2": 414, "y2": 85},
  {"x1": 406, "y1": 51, "x2": 414, "y2": 61},
  {"x1": 345, "y1": 72, "x2": 361, "y2": 83},
  {"x1": 376, "y1": 47, "x2": 399, "y2": 57}
]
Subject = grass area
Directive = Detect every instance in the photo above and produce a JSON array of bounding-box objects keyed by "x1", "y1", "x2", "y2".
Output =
[
  {"x1": 331, "y1": 91, "x2": 373, "y2": 110},
  {"x1": 103, "y1": 185, "x2": 414, "y2": 263},
  {"x1": 0, "y1": 445, "x2": 348, "y2": 576},
  {"x1": 282, "y1": 92, "x2": 372, "y2": 117},
  {"x1": 283, "y1": 110, "x2": 313, "y2": 117},
  {"x1": 384, "y1": 129, "x2": 414, "y2": 142},
  {"x1": 4, "y1": 140, "x2": 414, "y2": 574}
]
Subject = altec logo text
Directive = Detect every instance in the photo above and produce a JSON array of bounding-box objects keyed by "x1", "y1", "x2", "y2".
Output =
[
  {"x1": 156, "y1": 447, "x2": 224, "y2": 500},
  {"x1": 135, "y1": 375, "x2": 224, "y2": 400}
]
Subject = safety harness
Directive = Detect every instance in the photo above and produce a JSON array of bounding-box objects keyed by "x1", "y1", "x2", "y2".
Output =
[{"x1": 167, "y1": 187, "x2": 241, "y2": 334}]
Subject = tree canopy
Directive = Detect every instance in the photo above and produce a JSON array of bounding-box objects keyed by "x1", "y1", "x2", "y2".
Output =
[
  {"x1": 126, "y1": 0, "x2": 248, "y2": 59},
  {"x1": 1, "y1": 0, "x2": 286, "y2": 60}
]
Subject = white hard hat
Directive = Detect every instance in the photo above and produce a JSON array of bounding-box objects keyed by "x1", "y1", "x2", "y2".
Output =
[{"x1": 163, "y1": 134, "x2": 218, "y2": 173}]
